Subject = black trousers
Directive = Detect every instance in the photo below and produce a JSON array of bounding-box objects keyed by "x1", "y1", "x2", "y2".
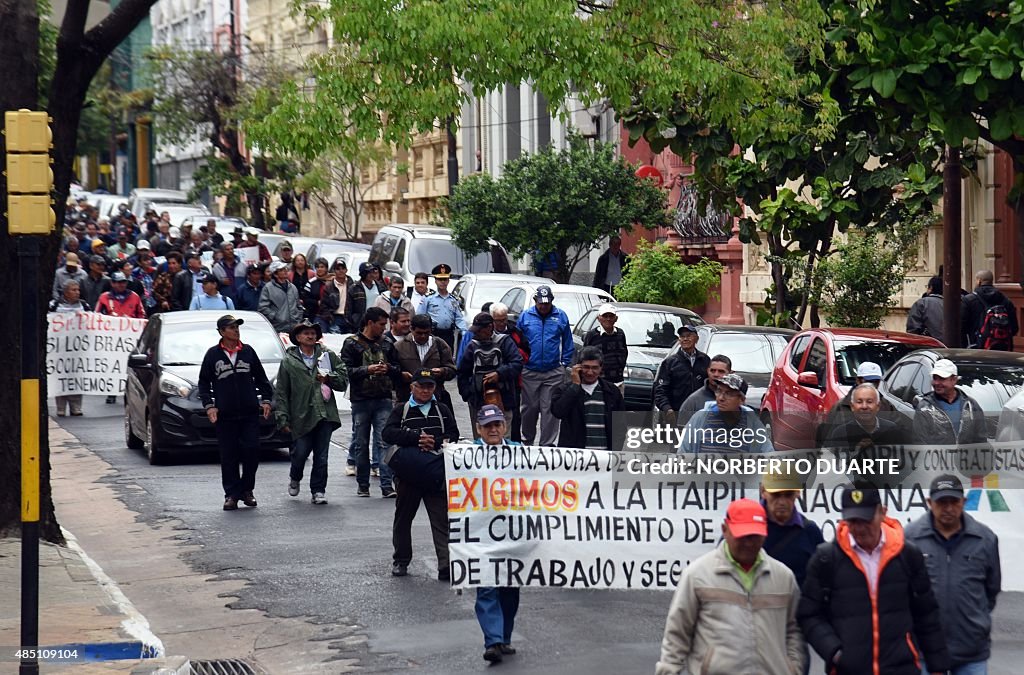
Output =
[
  {"x1": 392, "y1": 476, "x2": 449, "y2": 570},
  {"x1": 434, "y1": 328, "x2": 456, "y2": 354},
  {"x1": 215, "y1": 415, "x2": 261, "y2": 499}
]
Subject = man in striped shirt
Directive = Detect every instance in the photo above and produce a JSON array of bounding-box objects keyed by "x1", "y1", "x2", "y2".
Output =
[{"x1": 550, "y1": 346, "x2": 624, "y2": 450}]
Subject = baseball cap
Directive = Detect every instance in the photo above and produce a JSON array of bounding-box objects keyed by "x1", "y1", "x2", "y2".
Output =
[
  {"x1": 472, "y1": 312, "x2": 494, "y2": 328},
  {"x1": 717, "y1": 373, "x2": 748, "y2": 395},
  {"x1": 64, "y1": 252, "x2": 80, "y2": 267},
  {"x1": 333, "y1": 258, "x2": 347, "y2": 269},
  {"x1": 268, "y1": 261, "x2": 287, "y2": 274},
  {"x1": 477, "y1": 404, "x2": 506, "y2": 425},
  {"x1": 412, "y1": 369, "x2": 437, "y2": 385},
  {"x1": 110, "y1": 271, "x2": 128, "y2": 282},
  {"x1": 929, "y1": 474, "x2": 965, "y2": 500},
  {"x1": 856, "y1": 362, "x2": 883, "y2": 381},
  {"x1": 216, "y1": 315, "x2": 244, "y2": 330},
  {"x1": 279, "y1": 240, "x2": 293, "y2": 251},
  {"x1": 725, "y1": 499, "x2": 768, "y2": 537},
  {"x1": 246, "y1": 263, "x2": 262, "y2": 275},
  {"x1": 358, "y1": 262, "x2": 373, "y2": 277},
  {"x1": 90, "y1": 255, "x2": 106, "y2": 265},
  {"x1": 932, "y1": 358, "x2": 958, "y2": 378},
  {"x1": 598, "y1": 303, "x2": 618, "y2": 317},
  {"x1": 244, "y1": 227, "x2": 261, "y2": 237},
  {"x1": 762, "y1": 467, "x2": 802, "y2": 493},
  {"x1": 677, "y1": 324, "x2": 698, "y2": 335},
  {"x1": 534, "y1": 285, "x2": 554, "y2": 302},
  {"x1": 201, "y1": 274, "x2": 218, "y2": 285},
  {"x1": 91, "y1": 239, "x2": 106, "y2": 249},
  {"x1": 136, "y1": 239, "x2": 151, "y2": 251},
  {"x1": 169, "y1": 226, "x2": 181, "y2": 239},
  {"x1": 841, "y1": 483, "x2": 881, "y2": 521}
]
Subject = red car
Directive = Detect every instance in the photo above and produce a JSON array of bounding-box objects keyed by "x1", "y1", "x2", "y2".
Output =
[{"x1": 760, "y1": 328, "x2": 944, "y2": 450}]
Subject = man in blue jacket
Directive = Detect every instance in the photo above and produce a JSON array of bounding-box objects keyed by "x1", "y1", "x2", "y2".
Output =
[
  {"x1": 905, "y1": 474, "x2": 1001, "y2": 675},
  {"x1": 517, "y1": 285, "x2": 574, "y2": 446}
]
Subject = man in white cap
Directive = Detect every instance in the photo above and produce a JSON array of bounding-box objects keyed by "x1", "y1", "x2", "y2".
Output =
[
  {"x1": 581, "y1": 304, "x2": 628, "y2": 395},
  {"x1": 238, "y1": 226, "x2": 271, "y2": 262},
  {"x1": 52, "y1": 252, "x2": 88, "y2": 301},
  {"x1": 913, "y1": 359, "x2": 987, "y2": 445},
  {"x1": 258, "y1": 260, "x2": 303, "y2": 332},
  {"x1": 820, "y1": 361, "x2": 893, "y2": 443}
]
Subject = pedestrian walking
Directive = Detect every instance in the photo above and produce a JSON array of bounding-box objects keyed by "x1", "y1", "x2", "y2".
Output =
[
  {"x1": 457, "y1": 312, "x2": 523, "y2": 424},
  {"x1": 490, "y1": 302, "x2": 529, "y2": 441},
  {"x1": 395, "y1": 313, "x2": 458, "y2": 408},
  {"x1": 679, "y1": 355, "x2": 732, "y2": 416},
  {"x1": 905, "y1": 474, "x2": 1001, "y2": 675},
  {"x1": 81, "y1": 254, "x2": 111, "y2": 308},
  {"x1": 340, "y1": 306, "x2": 402, "y2": 497},
  {"x1": 374, "y1": 276, "x2": 415, "y2": 315},
  {"x1": 657, "y1": 498, "x2": 805, "y2": 675},
  {"x1": 825, "y1": 383, "x2": 906, "y2": 448},
  {"x1": 49, "y1": 280, "x2": 90, "y2": 417},
  {"x1": 258, "y1": 261, "x2": 304, "y2": 333},
  {"x1": 189, "y1": 274, "x2": 235, "y2": 311},
  {"x1": 550, "y1": 346, "x2": 624, "y2": 450},
  {"x1": 234, "y1": 263, "x2": 265, "y2": 312},
  {"x1": 580, "y1": 304, "x2": 628, "y2": 395},
  {"x1": 383, "y1": 307, "x2": 412, "y2": 347},
  {"x1": 963, "y1": 269, "x2": 1018, "y2": 349},
  {"x1": 381, "y1": 369, "x2": 459, "y2": 579},
  {"x1": 676, "y1": 374, "x2": 773, "y2": 453},
  {"x1": 317, "y1": 259, "x2": 365, "y2": 334},
  {"x1": 408, "y1": 271, "x2": 434, "y2": 309},
  {"x1": 472, "y1": 405, "x2": 522, "y2": 663},
  {"x1": 356, "y1": 261, "x2": 386, "y2": 309},
  {"x1": 96, "y1": 271, "x2": 146, "y2": 318},
  {"x1": 592, "y1": 234, "x2": 629, "y2": 293},
  {"x1": 275, "y1": 320, "x2": 348, "y2": 505},
  {"x1": 820, "y1": 361, "x2": 894, "y2": 436},
  {"x1": 198, "y1": 315, "x2": 274, "y2": 511},
  {"x1": 913, "y1": 359, "x2": 987, "y2": 445},
  {"x1": 517, "y1": 285, "x2": 574, "y2": 446},
  {"x1": 798, "y1": 483, "x2": 951, "y2": 675},
  {"x1": 906, "y1": 275, "x2": 947, "y2": 344},
  {"x1": 417, "y1": 263, "x2": 467, "y2": 351},
  {"x1": 653, "y1": 325, "x2": 710, "y2": 426},
  {"x1": 172, "y1": 254, "x2": 205, "y2": 311},
  {"x1": 52, "y1": 252, "x2": 88, "y2": 301}
]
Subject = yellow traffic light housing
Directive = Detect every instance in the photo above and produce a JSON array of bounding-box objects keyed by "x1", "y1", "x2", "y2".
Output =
[{"x1": 4, "y1": 108, "x2": 55, "y2": 234}]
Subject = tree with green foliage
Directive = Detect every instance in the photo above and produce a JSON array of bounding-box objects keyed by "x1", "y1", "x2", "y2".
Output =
[
  {"x1": 615, "y1": 240, "x2": 723, "y2": 309},
  {"x1": 440, "y1": 136, "x2": 669, "y2": 283}
]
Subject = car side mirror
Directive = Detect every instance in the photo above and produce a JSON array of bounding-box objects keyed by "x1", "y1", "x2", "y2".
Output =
[
  {"x1": 384, "y1": 261, "x2": 401, "y2": 273},
  {"x1": 128, "y1": 353, "x2": 151, "y2": 370},
  {"x1": 797, "y1": 371, "x2": 820, "y2": 388}
]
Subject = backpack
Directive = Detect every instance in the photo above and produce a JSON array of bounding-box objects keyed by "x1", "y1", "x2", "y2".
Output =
[
  {"x1": 977, "y1": 297, "x2": 1012, "y2": 350},
  {"x1": 471, "y1": 335, "x2": 505, "y2": 395}
]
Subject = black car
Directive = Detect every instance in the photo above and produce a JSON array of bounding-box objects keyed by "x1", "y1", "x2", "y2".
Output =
[
  {"x1": 571, "y1": 302, "x2": 705, "y2": 410},
  {"x1": 124, "y1": 310, "x2": 290, "y2": 464},
  {"x1": 667, "y1": 325, "x2": 797, "y2": 411},
  {"x1": 878, "y1": 348, "x2": 1024, "y2": 438}
]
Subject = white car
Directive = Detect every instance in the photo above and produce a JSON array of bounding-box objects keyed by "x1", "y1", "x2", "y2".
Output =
[
  {"x1": 451, "y1": 272, "x2": 549, "y2": 320},
  {"x1": 370, "y1": 224, "x2": 512, "y2": 291},
  {"x1": 499, "y1": 283, "x2": 614, "y2": 327},
  {"x1": 149, "y1": 202, "x2": 211, "y2": 227}
]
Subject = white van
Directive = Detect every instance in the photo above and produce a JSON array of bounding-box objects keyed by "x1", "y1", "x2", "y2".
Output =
[
  {"x1": 128, "y1": 188, "x2": 191, "y2": 216},
  {"x1": 368, "y1": 224, "x2": 512, "y2": 289}
]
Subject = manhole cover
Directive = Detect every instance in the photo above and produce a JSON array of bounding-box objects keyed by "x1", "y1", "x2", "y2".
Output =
[{"x1": 190, "y1": 659, "x2": 258, "y2": 675}]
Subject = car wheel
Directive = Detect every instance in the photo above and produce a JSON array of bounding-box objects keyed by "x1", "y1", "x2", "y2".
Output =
[
  {"x1": 144, "y1": 415, "x2": 167, "y2": 465},
  {"x1": 125, "y1": 410, "x2": 144, "y2": 450}
]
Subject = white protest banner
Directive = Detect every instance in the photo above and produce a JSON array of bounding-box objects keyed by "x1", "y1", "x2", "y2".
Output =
[
  {"x1": 237, "y1": 246, "x2": 260, "y2": 265},
  {"x1": 46, "y1": 311, "x2": 147, "y2": 397},
  {"x1": 445, "y1": 444, "x2": 1024, "y2": 591}
]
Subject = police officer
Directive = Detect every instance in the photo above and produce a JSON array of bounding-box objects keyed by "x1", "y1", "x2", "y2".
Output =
[{"x1": 417, "y1": 263, "x2": 468, "y2": 351}]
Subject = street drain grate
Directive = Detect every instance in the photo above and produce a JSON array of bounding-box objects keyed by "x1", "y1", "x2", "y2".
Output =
[{"x1": 190, "y1": 659, "x2": 258, "y2": 675}]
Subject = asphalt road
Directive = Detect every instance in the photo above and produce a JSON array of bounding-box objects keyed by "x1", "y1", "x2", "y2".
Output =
[{"x1": 54, "y1": 398, "x2": 1024, "y2": 674}]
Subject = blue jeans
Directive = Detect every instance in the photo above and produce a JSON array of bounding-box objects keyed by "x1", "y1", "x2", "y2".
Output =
[
  {"x1": 350, "y1": 398, "x2": 393, "y2": 490},
  {"x1": 346, "y1": 421, "x2": 380, "y2": 471},
  {"x1": 475, "y1": 587, "x2": 520, "y2": 648},
  {"x1": 290, "y1": 420, "x2": 334, "y2": 494},
  {"x1": 923, "y1": 662, "x2": 986, "y2": 675},
  {"x1": 316, "y1": 315, "x2": 353, "y2": 335}
]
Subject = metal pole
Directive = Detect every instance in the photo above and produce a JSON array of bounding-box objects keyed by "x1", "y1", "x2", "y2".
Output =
[
  {"x1": 19, "y1": 235, "x2": 41, "y2": 675},
  {"x1": 943, "y1": 146, "x2": 962, "y2": 348},
  {"x1": 447, "y1": 115, "x2": 459, "y2": 196}
]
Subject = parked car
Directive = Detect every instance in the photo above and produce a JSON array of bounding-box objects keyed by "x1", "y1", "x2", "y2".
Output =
[
  {"x1": 128, "y1": 188, "x2": 191, "y2": 216},
  {"x1": 501, "y1": 283, "x2": 614, "y2": 328},
  {"x1": 273, "y1": 236, "x2": 318, "y2": 261},
  {"x1": 180, "y1": 215, "x2": 246, "y2": 231},
  {"x1": 307, "y1": 241, "x2": 372, "y2": 273},
  {"x1": 451, "y1": 273, "x2": 549, "y2": 320},
  {"x1": 148, "y1": 202, "x2": 211, "y2": 227},
  {"x1": 571, "y1": 302, "x2": 705, "y2": 410},
  {"x1": 880, "y1": 348, "x2": 1024, "y2": 439},
  {"x1": 665, "y1": 325, "x2": 797, "y2": 411},
  {"x1": 91, "y1": 194, "x2": 129, "y2": 220},
  {"x1": 761, "y1": 328, "x2": 944, "y2": 451},
  {"x1": 369, "y1": 224, "x2": 512, "y2": 291},
  {"x1": 124, "y1": 310, "x2": 290, "y2": 464}
]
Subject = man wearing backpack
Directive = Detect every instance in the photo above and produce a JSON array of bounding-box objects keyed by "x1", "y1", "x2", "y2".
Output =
[
  {"x1": 964, "y1": 269, "x2": 1018, "y2": 350},
  {"x1": 382, "y1": 369, "x2": 459, "y2": 579},
  {"x1": 798, "y1": 484, "x2": 951, "y2": 675},
  {"x1": 458, "y1": 312, "x2": 524, "y2": 423}
]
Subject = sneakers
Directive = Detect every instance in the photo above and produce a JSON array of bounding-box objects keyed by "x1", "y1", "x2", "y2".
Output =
[
  {"x1": 499, "y1": 644, "x2": 516, "y2": 655},
  {"x1": 370, "y1": 467, "x2": 380, "y2": 477},
  {"x1": 381, "y1": 488, "x2": 397, "y2": 499},
  {"x1": 357, "y1": 486, "x2": 370, "y2": 497},
  {"x1": 241, "y1": 491, "x2": 257, "y2": 507},
  {"x1": 223, "y1": 497, "x2": 238, "y2": 511},
  {"x1": 311, "y1": 492, "x2": 328, "y2": 505},
  {"x1": 288, "y1": 480, "x2": 300, "y2": 497},
  {"x1": 483, "y1": 646, "x2": 503, "y2": 663},
  {"x1": 437, "y1": 566, "x2": 450, "y2": 582},
  {"x1": 392, "y1": 562, "x2": 408, "y2": 577},
  {"x1": 344, "y1": 464, "x2": 356, "y2": 476}
]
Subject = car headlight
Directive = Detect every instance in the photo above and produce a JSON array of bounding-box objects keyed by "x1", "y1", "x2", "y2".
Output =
[
  {"x1": 624, "y1": 366, "x2": 655, "y2": 381},
  {"x1": 159, "y1": 373, "x2": 194, "y2": 398}
]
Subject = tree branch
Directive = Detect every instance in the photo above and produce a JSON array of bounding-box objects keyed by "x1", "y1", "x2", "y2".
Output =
[
  {"x1": 83, "y1": 0, "x2": 161, "y2": 68},
  {"x1": 59, "y1": 0, "x2": 91, "y2": 49}
]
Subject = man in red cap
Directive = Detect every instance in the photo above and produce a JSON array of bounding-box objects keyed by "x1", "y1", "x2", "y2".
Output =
[{"x1": 657, "y1": 498, "x2": 804, "y2": 675}]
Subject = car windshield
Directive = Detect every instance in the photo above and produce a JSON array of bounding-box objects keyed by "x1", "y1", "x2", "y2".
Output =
[
  {"x1": 159, "y1": 321, "x2": 284, "y2": 365},
  {"x1": 835, "y1": 341, "x2": 923, "y2": 386},
  {"x1": 408, "y1": 240, "x2": 493, "y2": 276},
  {"x1": 705, "y1": 334, "x2": 784, "y2": 373},
  {"x1": 473, "y1": 280, "x2": 526, "y2": 307},
  {"x1": 615, "y1": 311, "x2": 695, "y2": 348}
]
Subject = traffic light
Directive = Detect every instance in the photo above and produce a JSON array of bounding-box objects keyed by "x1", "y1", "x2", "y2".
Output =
[{"x1": 4, "y1": 109, "x2": 55, "y2": 234}]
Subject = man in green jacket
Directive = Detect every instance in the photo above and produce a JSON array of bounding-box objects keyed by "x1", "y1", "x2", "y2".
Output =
[{"x1": 274, "y1": 319, "x2": 349, "y2": 504}]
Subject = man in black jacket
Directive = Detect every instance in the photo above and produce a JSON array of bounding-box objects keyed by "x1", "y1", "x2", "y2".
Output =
[
  {"x1": 824, "y1": 383, "x2": 906, "y2": 449},
  {"x1": 963, "y1": 268, "x2": 1019, "y2": 349},
  {"x1": 382, "y1": 369, "x2": 459, "y2": 580},
  {"x1": 458, "y1": 312, "x2": 524, "y2": 423},
  {"x1": 592, "y1": 235, "x2": 629, "y2": 293},
  {"x1": 581, "y1": 304, "x2": 628, "y2": 393},
  {"x1": 550, "y1": 347, "x2": 624, "y2": 450},
  {"x1": 172, "y1": 254, "x2": 205, "y2": 311},
  {"x1": 653, "y1": 325, "x2": 710, "y2": 424},
  {"x1": 798, "y1": 484, "x2": 951, "y2": 675},
  {"x1": 198, "y1": 315, "x2": 274, "y2": 510}
]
